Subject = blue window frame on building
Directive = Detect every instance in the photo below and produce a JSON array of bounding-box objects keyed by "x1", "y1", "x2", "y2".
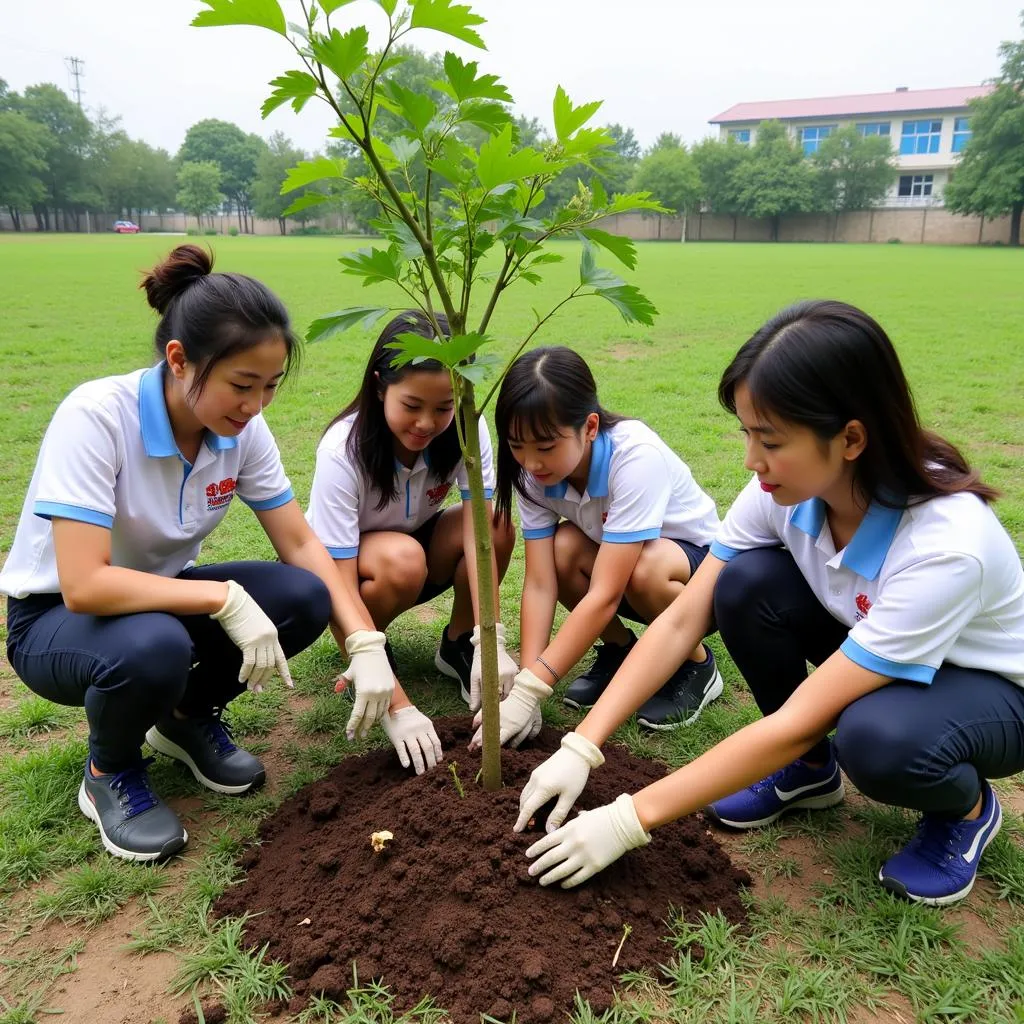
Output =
[
  {"x1": 857, "y1": 122, "x2": 891, "y2": 137},
  {"x1": 900, "y1": 119, "x2": 942, "y2": 155},
  {"x1": 799, "y1": 125, "x2": 836, "y2": 156},
  {"x1": 952, "y1": 117, "x2": 971, "y2": 153},
  {"x1": 729, "y1": 129, "x2": 751, "y2": 144}
]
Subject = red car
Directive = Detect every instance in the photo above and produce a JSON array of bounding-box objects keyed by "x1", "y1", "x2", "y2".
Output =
[{"x1": 113, "y1": 220, "x2": 140, "y2": 233}]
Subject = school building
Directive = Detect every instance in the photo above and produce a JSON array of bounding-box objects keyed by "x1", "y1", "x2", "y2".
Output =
[{"x1": 708, "y1": 85, "x2": 993, "y2": 208}]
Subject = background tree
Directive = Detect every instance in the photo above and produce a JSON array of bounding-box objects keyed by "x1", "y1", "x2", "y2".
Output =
[
  {"x1": 731, "y1": 120, "x2": 816, "y2": 241},
  {"x1": 176, "y1": 160, "x2": 223, "y2": 229},
  {"x1": 630, "y1": 141, "x2": 700, "y2": 238},
  {"x1": 690, "y1": 137, "x2": 749, "y2": 235},
  {"x1": 649, "y1": 131, "x2": 683, "y2": 152},
  {"x1": 811, "y1": 125, "x2": 897, "y2": 213},
  {"x1": 253, "y1": 131, "x2": 309, "y2": 233},
  {"x1": 0, "y1": 109, "x2": 49, "y2": 230},
  {"x1": 945, "y1": 12, "x2": 1024, "y2": 246}
]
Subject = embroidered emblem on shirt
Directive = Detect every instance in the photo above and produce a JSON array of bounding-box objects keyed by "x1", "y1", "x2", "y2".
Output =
[
  {"x1": 855, "y1": 592, "x2": 872, "y2": 620},
  {"x1": 426, "y1": 482, "x2": 452, "y2": 506},
  {"x1": 206, "y1": 477, "x2": 236, "y2": 510}
]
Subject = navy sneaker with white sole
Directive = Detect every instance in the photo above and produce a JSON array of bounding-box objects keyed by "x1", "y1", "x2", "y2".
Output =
[
  {"x1": 78, "y1": 757, "x2": 187, "y2": 863},
  {"x1": 563, "y1": 633, "x2": 637, "y2": 710},
  {"x1": 878, "y1": 780, "x2": 1002, "y2": 906},
  {"x1": 146, "y1": 710, "x2": 265, "y2": 795},
  {"x1": 636, "y1": 648, "x2": 724, "y2": 730},
  {"x1": 434, "y1": 626, "x2": 473, "y2": 704},
  {"x1": 706, "y1": 750, "x2": 845, "y2": 829}
]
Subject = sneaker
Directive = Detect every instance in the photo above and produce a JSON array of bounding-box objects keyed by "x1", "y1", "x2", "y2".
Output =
[
  {"x1": 636, "y1": 648, "x2": 724, "y2": 730},
  {"x1": 434, "y1": 625, "x2": 472, "y2": 703},
  {"x1": 146, "y1": 709, "x2": 265, "y2": 795},
  {"x1": 878, "y1": 781, "x2": 1002, "y2": 906},
  {"x1": 563, "y1": 633, "x2": 637, "y2": 710},
  {"x1": 706, "y1": 750, "x2": 845, "y2": 829},
  {"x1": 77, "y1": 757, "x2": 187, "y2": 863}
]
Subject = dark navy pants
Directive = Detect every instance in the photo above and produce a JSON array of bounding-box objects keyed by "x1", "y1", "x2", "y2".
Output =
[
  {"x1": 6, "y1": 561, "x2": 331, "y2": 773},
  {"x1": 713, "y1": 547, "x2": 1024, "y2": 819}
]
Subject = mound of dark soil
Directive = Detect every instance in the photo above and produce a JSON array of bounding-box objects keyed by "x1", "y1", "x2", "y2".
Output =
[{"x1": 212, "y1": 719, "x2": 750, "y2": 1023}]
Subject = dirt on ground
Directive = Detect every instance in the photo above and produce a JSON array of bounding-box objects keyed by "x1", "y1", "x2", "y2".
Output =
[{"x1": 208, "y1": 718, "x2": 752, "y2": 1024}]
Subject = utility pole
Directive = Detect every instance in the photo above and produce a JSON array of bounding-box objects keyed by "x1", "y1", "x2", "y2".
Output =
[{"x1": 65, "y1": 57, "x2": 85, "y2": 107}]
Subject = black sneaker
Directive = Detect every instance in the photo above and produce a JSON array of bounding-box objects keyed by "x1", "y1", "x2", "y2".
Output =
[
  {"x1": 636, "y1": 648, "x2": 724, "y2": 730},
  {"x1": 434, "y1": 625, "x2": 472, "y2": 703},
  {"x1": 146, "y1": 709, "x2": 266, "y2": 795},
  {"x1": 77, "y1": 757, "x2": 187, "y2": 863},
  {"x1": 563, "y1": 633, "x2": 637, "y2": 709}
]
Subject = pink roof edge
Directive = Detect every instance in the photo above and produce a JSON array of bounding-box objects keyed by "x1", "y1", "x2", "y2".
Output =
[{"x1": 709, "y1": 84, "x2": 994, "y2": 124}]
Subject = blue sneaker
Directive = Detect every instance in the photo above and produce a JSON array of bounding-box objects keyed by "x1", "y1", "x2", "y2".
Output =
[
  {"x1": 878, "y1": 781, "x2": 1002, "y2": 906},
  {"x1": 706, "y1": 751, "x2": 845, "y2": 829}
]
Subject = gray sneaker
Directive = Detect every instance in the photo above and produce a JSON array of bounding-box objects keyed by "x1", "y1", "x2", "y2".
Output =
[
  {"x1": 146, "y1": 710, "x2": 265, "y2": 795},
  {"x1": 77, "y1": 758, "x2": 187, "y2": 863}
]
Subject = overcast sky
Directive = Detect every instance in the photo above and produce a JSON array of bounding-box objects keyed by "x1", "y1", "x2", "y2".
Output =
[{"x1": 2, "y1": 1, "x2": 1019, "y2": 156}]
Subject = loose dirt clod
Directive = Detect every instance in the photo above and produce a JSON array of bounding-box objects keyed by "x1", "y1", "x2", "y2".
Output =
[{"x1": 212, "y1": 719, "x2": 751, "y2": 1024}]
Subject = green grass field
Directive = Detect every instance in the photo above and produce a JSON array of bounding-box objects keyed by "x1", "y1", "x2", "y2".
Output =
[{"x1": 1, "y1": 233, "x2": 1023, "y2": 1024}]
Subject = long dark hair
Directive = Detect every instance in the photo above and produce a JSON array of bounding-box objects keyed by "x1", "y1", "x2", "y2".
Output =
[
  {"x1": 494, "y1": 346, "x2": 626, "y2": 522},
  {"x1": 326, "y1": 310, "x2": 465, "y2": 511},
  {"x1": 718, "y1": 299, "x2": 998, "y2": 506},
  {"x1": 140, "y1": 245, "x2": 298, "y2": 397}
]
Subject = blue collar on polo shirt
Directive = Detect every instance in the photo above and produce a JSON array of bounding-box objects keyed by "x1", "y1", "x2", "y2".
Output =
[
  {"x1": 543, "y1": 430, "x2": 613, "y2": 500},
  {"x1": 791, "y1": 496, "x2": 904, "y2": 581},
  {"x1": 139, "y1": 362, "x2": 238, "y2": 458}
]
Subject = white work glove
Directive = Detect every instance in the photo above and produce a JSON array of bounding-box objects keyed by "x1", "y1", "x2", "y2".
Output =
[
  {"x1": 211, "y1": 580, "x2": 292, "y2": 693},
  {"x1": 525, "y1": 793, "x2": 651, "y2": 889},
  {"x1": 469, "y1": 668, "x2": 552, "y2": 750},
  {"x1": 468, "y1": 623, "x2": 519, "y2": 712},
  {"x1": 515, "y1": 732, "x2": 605, "y2": 834},
  {"x1": 383, "y1": 706, "x2": 443, "y2": 776},
  {"x1": 340, "y1": 630, "x2": 395, "y2": 741}
]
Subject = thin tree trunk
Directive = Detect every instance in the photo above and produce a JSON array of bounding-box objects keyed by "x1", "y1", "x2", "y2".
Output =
[{"x1": 1010, "y1": 203, "x2": 1022, "y2": 247}]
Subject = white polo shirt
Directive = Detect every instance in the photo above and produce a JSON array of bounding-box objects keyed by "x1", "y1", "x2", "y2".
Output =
[
  {"x1": 711, "y1": 476, "x2": 1024, "y2": 686},
  {"x1": 517, "y1": 420, "x2": 720, "y2": 547},
  {"x1": 306, "y1": 412, "x2": 495, "y2": 559},
  {"x1": 0, "y1": 364, "x2": 294, "y2": 599}
]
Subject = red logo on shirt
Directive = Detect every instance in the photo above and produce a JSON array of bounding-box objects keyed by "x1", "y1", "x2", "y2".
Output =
[
  {"x1": 206, "y1": 477, "x2": 236, "y2": 510},
  {"x1": 855, "y1": 593, "x2": 872, "y2": 620},
  {"x1": 601, "y1": 512, "x2": 608, "y2": 524},
  {"x1": 426, "y1": 482, "x2": 452, "y2": 506}
]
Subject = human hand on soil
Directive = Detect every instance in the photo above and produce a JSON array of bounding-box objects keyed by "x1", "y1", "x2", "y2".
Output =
[
  {"x1": 468, "y1": 623, "x2": 519, "y2": 712},
  {"x1": 514, "y1": 732, "x2": 605, "y2": 834},
  {"x1": 382, "y1": 705, "x2": 443, "y2": 775},
  {"x1": 525, "y1": 793, "x2": 651, "y2": 888},
  {"x1": 468, "y1": 668, "x2": 551, "y2": 750},
  {"x1": 340, "y1": 630, "x2": 395, "y2": 741},
  {"x1": 210, "y1": 580, "x2": 292, "y2": 693}
]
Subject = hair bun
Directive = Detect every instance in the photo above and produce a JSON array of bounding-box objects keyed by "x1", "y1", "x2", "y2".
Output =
[{"x1": 140, "y1": 244, "x2": 214, "y2": 314}]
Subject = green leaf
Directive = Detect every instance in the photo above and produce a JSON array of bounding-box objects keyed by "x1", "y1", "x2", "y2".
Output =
[
  {"x1": 590, "y1": 175, "x2": 608, "y2": 209},
  {"x1": 440, "y1": 52, "x2": 512, "y2": 102},
  {"x1": 458, "y1": 100, "x2": 512, "y2": 136},
  {"x1": 529, "y1": 252, "x2": 563, "y2": 265},
  {"x1": 372, "y1": 0, "x2": 399, "y2": 13},
  {"x1": 454, "y1": 352, "x2": 501, "y2": 385},
  {"x1": 604, "y1": 189, "x2": 670, "y2": 216},
  {"x1": 310, "y1": 25, "x2": 370, "y2": 81},
  {"x1": 410, "y1": 0, "x2": 486, "y2": 49},
  {"x1": 338, "y1": 245, "x2": 404, "y2": 286},
  {"x1": 579, "y1": 240, "x2": 623, "y2": 289},
  {"x1": 372, "y1": 218, "x2": 423, "y2": 260},
  {"x1": 594, "y1": 284, "x2": 658, "y2": 326},
  {"x1": 281, "y1": 156, "x2": 346, "y2": 193},
  {"x1": 281, "y1": 191, "x2": 331, "y2": 216},
  {"x1": 192, "y1": 0, "x2": 287, "y2": 35},
  {"x1": 306, "y1": 306, "x2": 391, "y2": 343},
  {"x1": 388, "y1": 136, "x2": 421, "y2": 165},
  {"x1": 580, "y1": 227, "x2": 637, "y2": 269},
  {"x1": 380, "y1": 81, "x2": 436, "y2": 135},
  {"x1": 261, "y1": 71, "x2": 321, "y2": 118},
  {"x1": 386, "y1": 331, "x2": 491, "y2": 369},
  {"x1": 476, "y1": 125, "x2": 549, "y2": 191},
  {"x1": 552, "y1": 85, "x2": 602, "y2": 141},
  {"x1": 321, "y1": 0, "x2": 359, "y2": 12}
]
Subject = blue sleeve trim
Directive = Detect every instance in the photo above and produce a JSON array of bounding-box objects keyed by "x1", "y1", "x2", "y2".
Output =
[
  {"x1": 241, "y1": 488, "x2": 294, "y2": 512},
  {"x1": 710, "y1": 540, "x2": 744, "y2": 561},
  {"x1": 840, "y1": 637, "x2": 936, "y2": 684},
  {"x1": 327, "y1": 545, "x2": 359, "y2": 560},
  {"x1": 33, "y1": 501, "x2": 114, "y2": 529},
  {"x1": 523, "y1": 526, "x2": 557, "y2": 540},
  {"x1": 602, "y1": 527, "x2": 661, "y2": 543},
  {"x1": 460, "y1": 488, "x2": 494, "y2": 500}
]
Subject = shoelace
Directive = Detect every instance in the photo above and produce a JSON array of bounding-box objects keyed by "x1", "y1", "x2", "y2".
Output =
[
  {"x1": 110, "y1": 757, "x2": 159, "y2": 817},
  {"x1": 750, "y1": 764, "x2": 793, "y2": 794},
  {"x1": 205, "y1": 710, "x2": 238, "y2": 758},
  {"x1": 905, "y1": 816, "x2": 966, "y2": 867}
]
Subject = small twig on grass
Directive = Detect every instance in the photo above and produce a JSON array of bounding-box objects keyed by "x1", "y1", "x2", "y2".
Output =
[
  {"x1": 449, "y1": 762, "x2": 466, "y2": 798},
  {"x1": 611, "y1": 923, "x2": 632, "y2": 968}
]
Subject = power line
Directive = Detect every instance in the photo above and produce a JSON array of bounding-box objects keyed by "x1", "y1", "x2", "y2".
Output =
[{"x1": 65, "y1": 56, "x2": 85, "y2": 107}]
